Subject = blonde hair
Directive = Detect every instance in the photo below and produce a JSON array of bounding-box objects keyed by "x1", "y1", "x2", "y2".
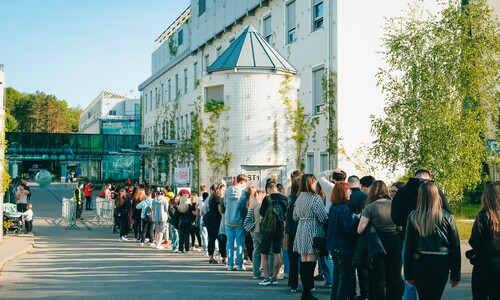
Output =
[
  {"x1": 246, "y1": 186, "x2": 256, "y2": 208},
  {"x1": 410, "y1": 181, "x2": 443, "y2": 237},
  {"x1": 178, "y1": 195, "x2": 190, "y2": 213},
  {"x1": 481, "y1": 182, "x2": 500, "y2": 250}
]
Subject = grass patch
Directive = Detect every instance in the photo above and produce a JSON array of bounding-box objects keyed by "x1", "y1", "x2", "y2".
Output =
[
  {"x1": 451, "y1": 203, "x2": 481, "y2": 220},
  {"x1": 456, "y1": 220, "x2": 473, "y2": 241}
]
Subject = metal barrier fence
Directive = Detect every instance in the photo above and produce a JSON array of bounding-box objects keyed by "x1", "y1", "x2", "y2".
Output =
[
  {"x1": 60, "y1": 197, "x2": 79, "y2": 230},
  {"x1": 94, "y1": 197, "x2": 115, "y2": 226}
]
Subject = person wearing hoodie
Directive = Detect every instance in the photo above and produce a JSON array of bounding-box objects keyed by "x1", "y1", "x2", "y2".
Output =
[
  {"x1": 152, "y1": 190, "x2": 169, "y2": 249},
  {"x1": 136, "y1": 188, "x2": 154, "y2": 246},
  {"x1": 223, "y1": 174, "x2": 249, "y2": 271},
  {"x1": 391, "y1": 168, "x2": 451, "y2": 300}
]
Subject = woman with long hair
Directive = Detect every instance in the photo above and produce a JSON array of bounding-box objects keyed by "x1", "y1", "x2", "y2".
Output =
[
  {"x1": 293, "y1": 174, "x2": 328, "y2": 300},
  {"x1": 245, "y1": 187, "x2": 266, "y2": 279},
  {"x1": 286, "y1": 176, "x2": 302, "y2": 292},
  {"x1": 131, "y1": 187, "x2": 145, "y2": 242},
  {"x1": 328, "y1": 181, "x2": 357, "y2": 300},
  {"x1": 357, "y1": 180, "x2": 402, "y2": 300},
  {"x1": 204, "y1": 184, "x2": 227, "y2": 263},
  {"x1": 177, "y1": 194, "x2": 193, "y2": 253},
  {"x1": 403, "y1": 181, "x2": 461, "y2": 300},
  {"x1": 190, "y1": 193, "x2": 202, "y2": 250},
  {"x1": 116, "y1": 189, "x2": 130, "y2": 241},
  {"x1": 469, "y1": 182, "x2": 500, "y2": 300}
]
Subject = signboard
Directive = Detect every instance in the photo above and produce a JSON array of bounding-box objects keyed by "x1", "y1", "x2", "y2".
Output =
[
  {"x1": 174, "y1": 167, "x2": 190, "y2": 184},
  {"x1": 177, "y1": 187, "x2": 191, "y2": 199},
  {"x1": 245, "y1": 171, "x2": 261, "y2": 188}
]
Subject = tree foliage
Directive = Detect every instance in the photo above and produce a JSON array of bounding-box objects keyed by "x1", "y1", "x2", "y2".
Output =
[
  {"x1": 372, "y1": 0, "x2": 500, "y2": 201},
  {"x1": 5, "y1": 87, "x2": 82, "y2": 133}
]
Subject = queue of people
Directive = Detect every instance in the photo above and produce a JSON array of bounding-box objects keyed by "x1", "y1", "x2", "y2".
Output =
[{"x1": 73, "y1": 171, "x2": 499, "y2": 300}]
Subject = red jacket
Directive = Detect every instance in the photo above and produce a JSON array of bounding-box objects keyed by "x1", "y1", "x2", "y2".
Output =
[{"x1": 84, "y1": 183, "x2": 93, "y2": 197}]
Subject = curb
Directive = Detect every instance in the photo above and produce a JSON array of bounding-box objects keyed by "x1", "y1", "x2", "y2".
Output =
[{"x1": 0, "y1": 236, "x2": 35, "y2": 272}]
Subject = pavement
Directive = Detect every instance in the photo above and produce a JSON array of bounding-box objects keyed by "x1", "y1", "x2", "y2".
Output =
[{"x1": 0, "y1": 183, "x2": 474, "y2": 299}]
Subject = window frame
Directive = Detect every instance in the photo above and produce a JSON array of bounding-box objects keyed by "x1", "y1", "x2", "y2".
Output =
[
  {"x1": 286, "y1": 0, "x2": 297, "y2": 44},
  {"x1": 312, "y1": 0, "x2": 324, "y2": 31},
  {"x1": 312, "y1": 66, "x2": 325, "y2": 115},
  {"x1": 263, "y1": 14, "x2": 272, "y2": 43}
]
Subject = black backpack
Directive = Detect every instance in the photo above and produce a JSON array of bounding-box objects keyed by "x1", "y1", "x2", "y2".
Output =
[{"x1": 144, "y1": 204, "x2": 153, "y2": 222}]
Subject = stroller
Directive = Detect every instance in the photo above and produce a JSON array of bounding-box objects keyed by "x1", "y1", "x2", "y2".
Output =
[{"x1": 3, "y1": 203, "x2": 23, "y2": 236}]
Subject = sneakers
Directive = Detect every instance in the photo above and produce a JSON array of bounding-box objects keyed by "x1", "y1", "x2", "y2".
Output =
[
  {"x1": 144, "y1": 238, "x2": 150, "y2": 243},
  {"x1": 276, "y1": 273, "x2": 284, "y2": 280},
  {"x1": 227, "y1": 266, "x2": 234, "y2": 271},
  {"x1": 252, "y1": 275, "x2": 264, "y2": 279},
  {"x1": 236, "y1": 265, "x2": 246, "y2": 271},
  {"x1": 150, "y1": 243, "x2": 155, "y2": 247},
  {"x1": 140, "y1": 242, "x2": 144, "y2": 246},
  {"x1": 314, "y1": 274, "x2": 324, "y2": 281},
  {"x1": 258, "y1": 278, "x2": 273, "y2": 286},
  {"x1": 121, "y1": 236, "x2": 129, "y2": 241},
  {"x1": 161, "y1": 240, "x2": 168, "y2": 245},
  {"x1": 290, "y1": 288, "x2": 299, "y2": 293},
  {"x1": 156, "y1": 245, "x2": 164, "y2": 250},
  {"x1": 270, "y1": 278, "x2": 278, "y2": 285}
]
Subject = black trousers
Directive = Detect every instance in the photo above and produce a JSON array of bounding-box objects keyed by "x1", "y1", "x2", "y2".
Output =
[
  {"x1": 369, "y1": 234, "x2": 402, "y2": 300},
  {"x1": 288, "y1": 235, "x2": 300, "y2": 290},
  {"x1": 24, "y1": 220, "x2": 33, "y2": 233},
  {"x1": 331, "y1": 251, "x2": 355, "y2": 300},
  {"x1": 119, "y1": 213, "x2": 129, "y2": 237},
  {"x1": 85, "y1": 196, "x2": 92, "y2": 210},
  {"x1": 245, "y1": 232, "x2": 253, "y2": 261},
  {"x1": 207, "y1": 224, "x2": 226, "y2": 257},
  {"x1": 191, "y1": 225, "x2": 202, "y2": 247},
  {"x1": 472, "y1": 255, "x2": 500, "y2": 300},
  {"x1": 141, "y1": 219, "x2": 154, "y2": 243},
  {"x1": 133, "y1": 218, "x2": 142, "y2": 240},
  {"x1": 412, "y1": 254, "x2": 450, "y2": 300},
  {"x1": 179, "y1": 221, "x2": 191, "y2": 251},
  {"x1": 76, "y1": 202, "x2": 83, "y2": 219}
]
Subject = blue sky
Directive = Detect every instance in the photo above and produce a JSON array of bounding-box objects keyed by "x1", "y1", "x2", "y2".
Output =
[{"x1": 0, "y1": 0, "x2": 190, "y2": 108}]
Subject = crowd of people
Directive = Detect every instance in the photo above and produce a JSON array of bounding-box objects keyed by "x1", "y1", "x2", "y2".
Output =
[{"x1": 73, "y1": 171, "x2": 500, "y2": 300}]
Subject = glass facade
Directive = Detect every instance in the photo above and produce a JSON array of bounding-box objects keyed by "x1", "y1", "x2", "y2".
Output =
[{"x1": 5, "y1": 132, "x2": 142, "y2": 181}]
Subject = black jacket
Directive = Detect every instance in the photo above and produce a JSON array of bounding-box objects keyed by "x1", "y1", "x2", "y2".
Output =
[
  {"x1": 392, "y1": 178, "x2": 450, "y2": 235},
  {"x1": 352, "y1": 224, "x2": 386, "y2": 269},
  {"x1": 348, "y1": 188, "x2": 366, "y2": 214},
  {"x1": 285, "y1": 194, "x2": 299, "y2": 236},
  {"x1": 469, "y1": 210, "x2": 500, "y2": 256},
  {"x1": 259, "y1": 193, "x2": 288, "y2": 233},
  {"x1": 404, "y1": 210, "x2": 461, "y2": 281}
]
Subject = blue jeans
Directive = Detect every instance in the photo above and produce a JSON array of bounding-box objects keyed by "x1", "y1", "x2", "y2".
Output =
[
  {"x1": 318, "y1": 254, "x2": 333, "y2": 285},
  {"x1": 171, "y1": 226, "x2": 179, "y2": 251},
  {"x1": 226, "y1": 225, "x2": 245, "y2": 267},
  {"x1": 283, "y1": 250, "x2": 290, "y2": 274},
  {"x1": 200, "y1": 223, "x2": 208, "y2": 253},
  {"x1": 402, "y1": 241, "x2": 417, "y2": 300}
]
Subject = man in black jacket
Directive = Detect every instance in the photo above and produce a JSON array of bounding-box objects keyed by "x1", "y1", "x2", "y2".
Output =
[{"x1": 391, "y1": 168, "x2": 450, "y2": 300}]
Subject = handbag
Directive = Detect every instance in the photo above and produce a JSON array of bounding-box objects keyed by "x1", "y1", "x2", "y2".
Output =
[
  {"x1": 465, "y1": 248, "x2": 480, "y2": 265},
  {"x1": 313, "y1": 236, "x2": 328, "y2": 256}
]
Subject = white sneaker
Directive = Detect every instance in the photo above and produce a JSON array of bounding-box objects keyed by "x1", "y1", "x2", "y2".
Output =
[
  {"x1": 150, "y1": 243, "x2": 156, "y2": 247},
  {"x1": 173, "y1": 249, "x2": 179, "y2": 253},
  {"x1": 121, "y1": 236, "x2": 129, "y2": 241},
  {"x1": 236, "y1": 265, "x2": 246, "y2": 271},
  {"x1": 144, "y1": 238, "x2": 150, "y2": 243},
  {"x1": 118, "y1": 237, "x2": 123, "y2": 241},
  {"x1": 140, "y1": 242, "x2": 144, "y2": 246},
  {"x1": 156, "y1": 245, "x2": 164, "y2": 249}
]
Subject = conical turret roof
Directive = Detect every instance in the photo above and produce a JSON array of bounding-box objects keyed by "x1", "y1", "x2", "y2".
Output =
[{"x1": 207, "y1": 25, "x2": 297, "y2": 74}]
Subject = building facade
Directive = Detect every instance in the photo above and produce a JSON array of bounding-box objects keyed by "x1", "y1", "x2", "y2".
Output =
[{"x1": 139, "y1": 0, "x2": 336, "y2": 188}]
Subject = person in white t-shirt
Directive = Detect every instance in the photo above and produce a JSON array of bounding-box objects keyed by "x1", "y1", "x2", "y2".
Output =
[{"x1": 22, "y1": 203, "x2": 34, "y2": 234}]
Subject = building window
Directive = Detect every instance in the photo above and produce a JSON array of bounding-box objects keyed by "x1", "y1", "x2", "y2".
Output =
[
  {"x1": 149, "y1": 91, "x2": 153, "y2": 112},
  {"x1": 155, "y1": 87, "x2": 159, "y2": 108},
  {"x1": 175, "y1": 74, "x2": 179, "y2": 97},
  {"x1": 263, "y1": 15, "x2": 272, "y2": 43},
  {"x1": 204, "y1": 54, "x2": 210, "y2": 72},
  {"x1": 205, "y1": 85, "x2": 224, "y2": 103},
  {"x1": 286, "y1": 1, "x2": 297, "y2": 44},
  {"x1": 320, "y1": 152, "x2": 328, "y2": 171},
  {"x1": 185, "y1": 113, "x2": 189, "y2": 138},
  {"x1": 313, "y1": 67, "x2": 324, "y2": 114},
  {"x1": 176, "y1": 117, "x2": 180, "y2": 140},
  {"x1": 307, "y1": 153, "x2": 314, "y2": 173},
  {"x1": 109, "y1": 110, "x2": 116, "y2": 116},
  {"x1": 178, "y1": 28, "x2": 184, "y2": 46},
  {"x1": 199, "y1": 0, "x2": 206, "y2": 16},
  {"x1": 216, "y1": 46, "x2": 222, "y2": 58},
  {"x1": 313, "y1": 0, "x2": 324, "y2": 31},
  {"x1": 161, "y1": 83, "x2": 164, "y2": 105},
  {"x1": 229, "y1": 36, "x2": 235, "y2": 44},
  {"x1": 168, "y1": 79, "x2": 171, "y2": 102},
  {"x1": 180, "y1": 115, "x2": 184, "y2": 137},
  {"x1": 193, "y1": 62, "x2": 198, "y2": 89},
  {"x1": 184, "y1": 68, "x2": 188, "y2": 95},
  {"x1": 144, "y1": 94, "x2": 148, "y2": 112}
]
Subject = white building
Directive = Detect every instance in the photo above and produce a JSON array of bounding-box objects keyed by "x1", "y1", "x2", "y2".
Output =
[
  {"x1": 0, "y1": 64, "x2": 5, "y2": 240},
  {"x1": 139, "y1": 0, "x2": 336, "y2": 188},
  {"x1": 79, "y1": 90, "x2": 140, "y2": 135}
]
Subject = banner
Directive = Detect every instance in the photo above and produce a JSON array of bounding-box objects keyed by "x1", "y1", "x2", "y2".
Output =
[{"x1": 174, "y1": 167, "x2": 190, "y2": 184}]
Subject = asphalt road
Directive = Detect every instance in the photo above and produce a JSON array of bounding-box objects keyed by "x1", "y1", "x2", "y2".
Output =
[{"x1": 0, "y1": 184, "x2": 472, "y2": 299}]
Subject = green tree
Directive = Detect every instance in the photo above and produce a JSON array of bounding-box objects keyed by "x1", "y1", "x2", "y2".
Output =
[{"x1": 371, "y1": 0, "x2": 500, "y2": 202}]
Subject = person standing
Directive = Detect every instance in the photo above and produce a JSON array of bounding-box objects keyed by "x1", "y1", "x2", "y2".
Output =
[
  {"x1": 74, "y1": 182, "x2": 84, "y2": 221},
  {"x1": 404, "y1": 181, "x2": 461, "y2": 299},
  {"x1": 286, "y1": 176, "x2": 302, "y2": 292},
  {"x1": 116, "y1": 189, "x2": 131, "y2": 241},
  {"x1": 357, "y1": 180, "x2": 402, "y2": 300},
  {"x1": 15, "y1": 183, "x2": 30, "y2": 213},
  {"x1": 178, "y1": 193, "x2": 194, "y2": 253},
  {"x1": 22, "y1": 203, "x2": 34, "y2": 234},
  {"x1": 328, "y1": 182, "x2": 358, "y2": 300},
  {"x1": 391, "y1": 168, "x2": 450, "y2": 300},
  {"x1": 136, "y1": 188, "x2": 154, "y2": 246},
  {"x1": 168, "y1": 196, "x2": 180, "y2": 253},
  {"x1": 152, "y1": 190, "x2": 169, "y2": 249},
  {"x1": 293, "y1": 174, "x2": 329, "y2": 300},
  {"x1": 223, "y1": 174, "x2": 249, "y2": 271},
  {"x1": 204, "y1": 184, "x2": 227, "y2": 263},
  {"x1": 258, "y1": 181, "x2": 288, "y2": 286},
  {"x1": 469, "y1": 182, "x2": 500, "y2": 300},
  {"x1": 132, "y1": 188, "x2": 145, "y2": 242},
  {"x1": 84, "y1": 181, "x2": 94, "y2": 210}
]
